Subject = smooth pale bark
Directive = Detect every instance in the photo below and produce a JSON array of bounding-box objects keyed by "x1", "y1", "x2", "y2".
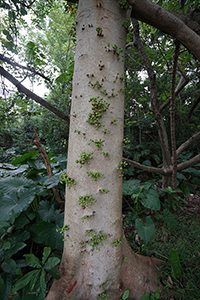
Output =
[{"x1": 46, "y1": 1, "x2": 162, "y2": 300}]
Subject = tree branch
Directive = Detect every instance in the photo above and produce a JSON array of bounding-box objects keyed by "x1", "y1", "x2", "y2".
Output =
[
  {"x1": 177, "y1": 154, "x2": 200, "y2": 171},
  {"x1": 0, "y1": 66, "x2": 69, "y2": 124},
  {"x1": 176, "y1": 131, "x2": 200, "y2": 157},
  {"x1": 0, "y1": 54, "x2": 51, "y2": 83},
  {"x1": 129, "y1": 0, "x2": 200, "y2": 61},
  {"x1": 122, "y1": 157, "x2": 165, "y2": 175},
  {"x1": 160, "y1": 75, "x2": 189, "y2": 112},
  {"x1": 187, "y1": 95, "x2": 200, "y2": 122}
]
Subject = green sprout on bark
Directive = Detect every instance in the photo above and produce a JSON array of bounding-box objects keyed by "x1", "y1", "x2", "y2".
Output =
[
  {"x1": 96, "y1": 27, "x2": 103, "y2": 36},
  {"x1": 59, "y1": 172, "x2": 76, "y2": 189},
  {"x1": 76, "y1": 151, "x2": 94, "y2": 167}
]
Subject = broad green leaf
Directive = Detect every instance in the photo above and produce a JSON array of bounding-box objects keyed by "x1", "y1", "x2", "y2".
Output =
[
  {"x1": 47, "y1": 267, "x2": 60, "y2": 280},
  {"x1": 4, "y1": 243, "x2": 26, "y2": 260},
  {"x1": 123, "y1": 179, "x2": 141, "y2": 196},
  {"x1": 40, "y1": 269, "x2": 46, "y2": 295},
  {"x1": 163, "y1": 209, "x2": 177, "y2": 230},
  {"x1": 170, "y1": 249, "x2": 181, "y2": 279},
  {"x1": 0, "y1": 273, "x2": 12, "y2": 300},
  {"x1": 2, "y1": 242, "x2": 11, "y2": 250},
  {"x1": 24, "y1": 254, "x2": 42, "y2": 268},
  {"x1": 32, "y1": 221, "x2": 64, "y2": 250},
  {"x1": 29, "y1": 269, "x2": 41, "y2": 292},
  {"x1": 140, "y1": 192, "x2": 160, "y2": 210},
  {"x1": 38, "y1": 201, "x2": 56, "y2": 222},
  {"x1": 0, "y1": 177, "x2": 36, "y2": 195},
  {"x1": 141, "y1": 294, "x2": 150, "y2": 300},
  {"x1": 135, "y1": 217, "x2": 155, "y2": 244},
  {"x1": 122, "y1": 289, "x2": 129, "y2": 300},
  {"x1": 0, "y1": 190, "x2": 36, "y2": 221},
  {"x1": 42, "y1": 247, "x2": 51, "y2": 264},
  {"x1": 12, "y1": 270, "x2": 39, "y2": 293},
  {"x1": 0, "y1": 275, "x2": 5, "y2": 292},
  {"x1": 9, "y1": 209, "x2": 15, "y2": 224},
  {"x1": 1, "y1": 259, "x2": 16, "y2": 274},
  {"x1": 11, "y1": 151, "x2": 39, "y2": 165},
  {"x1": 44, "y1": 257, "x2": 60, "y2": 270}
]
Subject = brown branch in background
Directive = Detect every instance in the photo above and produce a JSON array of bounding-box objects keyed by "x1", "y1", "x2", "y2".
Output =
[
  {"x1": 33, "y1": 130, "x2": 64, "y2": 208},
  {"x1": 187, "y1": 95, "x2": 200, "y2": 122},
  {"x1": 0, "y1": 54, "x2": 52, "y2": 83},
  {"x1": 0, "y1": 66, "x2": 69, "y2": 123},
  {"x1": 170, "y1": 40, "x2": 180, "y2": 190}
]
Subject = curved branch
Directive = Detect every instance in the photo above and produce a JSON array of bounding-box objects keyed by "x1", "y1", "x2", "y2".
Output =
[
  {"x1": 176, "y1": 131, "x2": 200, "y2": 157},
  {"x1": 187, "y1": 95, "x2": 200, "y2": 122},
  {"x1": 0, "y1": 54, "x2": 51, "y2": 83},
  {"x1": 122, "y1": 157, "x2": 165, "y2": 175},
  {"x1": 160, "y1": 75, "x2": 189, "y2": 112},
  {"x1": 0, "y1": 66, "x2": 69, "y2": 124},
  {"x1": 177, "y1": 154, "x2": 200, "y2": 171},
  {"x1": 129, "y1": 0, "x2": 200, "y2": 61}
]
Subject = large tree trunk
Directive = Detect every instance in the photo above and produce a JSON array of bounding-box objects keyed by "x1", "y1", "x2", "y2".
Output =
[{"x1": 45, "y1": 1, "x2": 162, "y2": 299}]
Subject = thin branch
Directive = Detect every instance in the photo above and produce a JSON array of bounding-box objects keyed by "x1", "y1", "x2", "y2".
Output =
[
  {"x1": 177, "y1": 154, "x2": 200, "y2": 171},
  {"x1": 0, "y1": 66, "x2": 69, "y2": 124},
  {"x1": 187, "y1": 95, "x2": 200, "y2": 122},
  {"x1": 0, "y1": 54, "x2": 51, "y2": 83},
  {"x1": 176, "y1": 131, "x2": 200, "y2": 157},
  {"x1": 160, "y1": 75, "x2": 189, "y2": 112},
  {"x1": 122, "y1": 157, "x2": 165, "y2": 175},
  {"x1": 170, "y1": 40, "x2": 180, "y2": 189}
]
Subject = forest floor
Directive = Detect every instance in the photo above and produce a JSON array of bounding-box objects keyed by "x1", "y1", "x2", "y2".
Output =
[{"x1": 122, "y1": 190, "x2": 200, "y2": 300}]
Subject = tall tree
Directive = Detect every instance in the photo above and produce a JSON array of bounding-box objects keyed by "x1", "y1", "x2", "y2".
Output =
[
  {"x1": 45, "y1": 0, "x2": 200, "y2": 299},
  {"x1": 46, "y1": 1, "x2": 162, "y2": 300}
]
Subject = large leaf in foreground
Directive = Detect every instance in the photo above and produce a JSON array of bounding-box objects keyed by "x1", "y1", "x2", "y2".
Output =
[
  {"x1": 32, "y1": 221, "x2": 63, "y2": 250},
  {"x1": 135, "y1": 216, "x2": 155, "y2": 244},
  {"x1": 0, "y1": 177, "x2": 36, "y2": 195},
  {"x1": 0, "y1": 188, "x2": 36, "y2": 221}
]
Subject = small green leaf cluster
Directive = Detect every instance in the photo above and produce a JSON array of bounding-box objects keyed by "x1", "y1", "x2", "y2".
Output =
[
  {"x1": 87, "y1": 171, "x2": 104, "y2": 181},
  {"x1": 123, "y1": 137, "x2": 130, "y2": 144},
  {"x1": 87, "y1": 96, "x2": 110, "y2": 129},
  {"x1": 90, "y1": 138, "x2": 105, "y2": 150},
  {"x1": 76, "y1": 151, "x2": 94, "y2": 167},
  {"x1": 117, "y1": 161, "x2": 128, "y2": 177},
  {"x1": 123, "y1": 257, "x2": 128, "y2": 262},
  {"x1": 97, "y1": 282, "x2": 110, "y2": 299},
  {"x1": 83, "y1": 230, "x2": 109, "y2": 251},
  {"x1": 112, "y1": 44, "x2": 124, "y2": 60},
  {"x1": 118, "y1": 0, "x2": 130, "y2": 11},
  {"x1": 111, "y1": 119, "x2": 117, "y2": 125},
  {"x1": 110, "y1": 238, "x2": 122, "y2": 248},
  {"x1": 59, "y1": 172, "x2": 76, "y2": 189},
  {"x1": 102, "y1": 128, "x2": 110, "y2": 134},
  {"x1": 96, "y1": 27, "x2": 103, "y2": 36},
  {"x1": 122, "y1": 18, "x2": 131, "y2": 30},
  {"x1": 81, "y1": 214, "x2": 93, "y2": 223},
  {"x1": 100, "y1": 151, "x2": 110, "y2": 159},
  {"x1": 56, "y1": 225, "x2": 69, "y2": 241},
  {"x1": 79, "y1": 194, "x2": 97, "y2": 207},
  {"x1": 99, "y1": 188, "x2": 110, "y2": 194},
  {"x1": 74, "y1": 129, "x2": 86, "y2": 139},
  {"x1": 97, "y1": 291, "x2": 111, "y2": 299}
]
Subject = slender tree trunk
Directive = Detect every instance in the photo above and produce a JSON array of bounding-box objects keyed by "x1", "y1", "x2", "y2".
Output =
[
  {"x1": 170, "y1": 41, "x2": 180, "y2": 190},
  {"x1": 46, "y1": 1, "x2": 162, "y2": 299}
]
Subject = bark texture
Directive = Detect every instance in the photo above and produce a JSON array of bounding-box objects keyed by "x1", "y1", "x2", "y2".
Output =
[{"x1": 46, "y1": 1, "x2": 162, "y2": 299}]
